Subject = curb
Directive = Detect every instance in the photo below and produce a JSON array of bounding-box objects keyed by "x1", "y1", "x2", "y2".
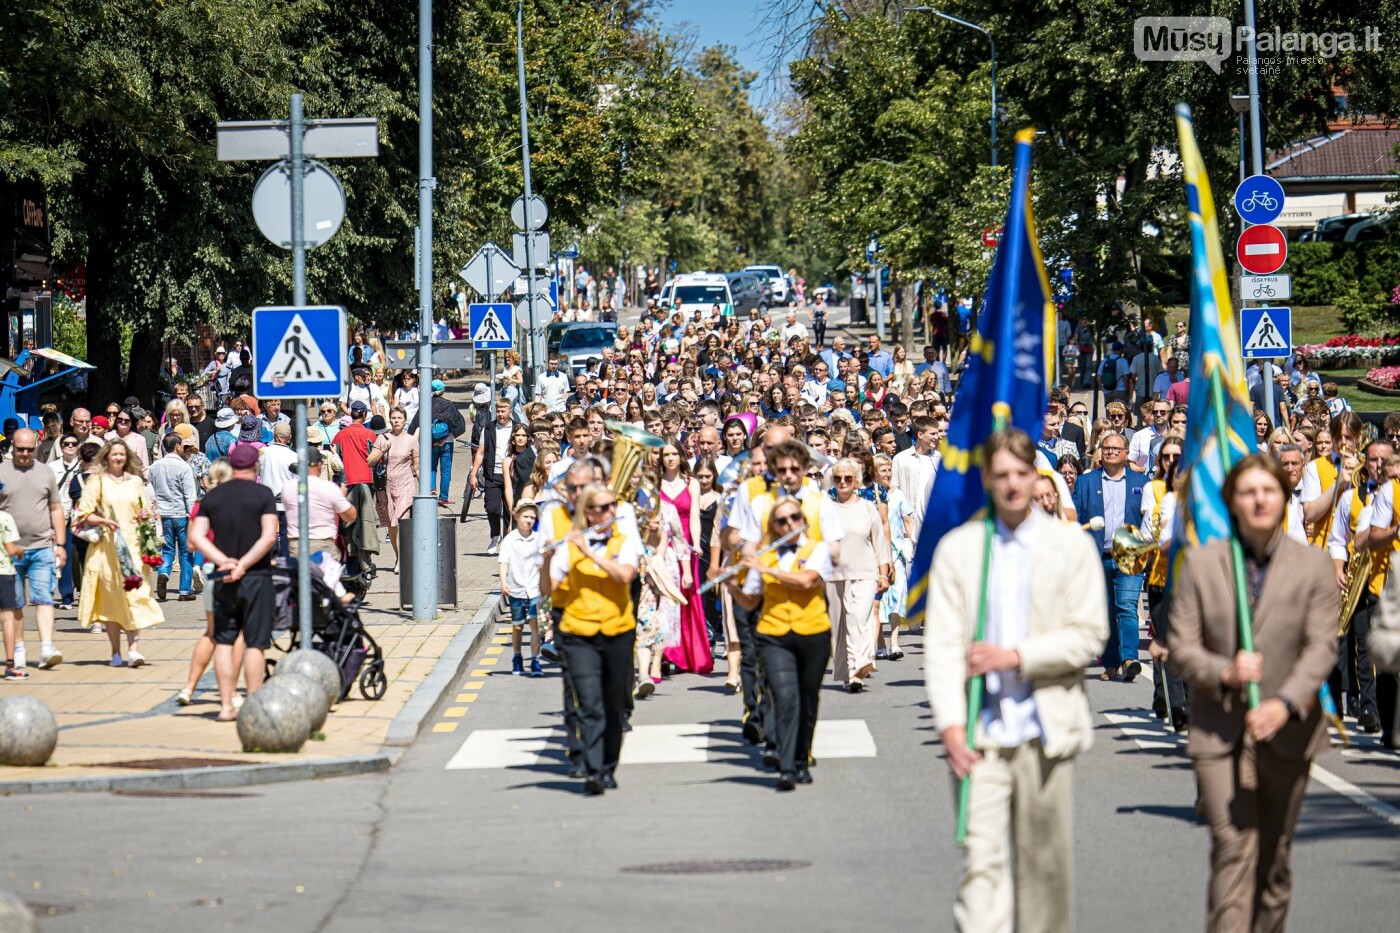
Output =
[
  {"x1": 383, "y1": 592, "x2": 499, "y2": 746},
  {"x1": 0, "y1": 592, "x2": 501, "y2": 796}
]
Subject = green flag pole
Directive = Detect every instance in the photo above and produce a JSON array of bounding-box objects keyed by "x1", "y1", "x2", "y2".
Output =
[
  {"x1": 1209, "y1": 370, "x2": 1261, "y2": 710},
  {"x1": 955, "y1": 412, "x2": 1007, "y2": 847}
]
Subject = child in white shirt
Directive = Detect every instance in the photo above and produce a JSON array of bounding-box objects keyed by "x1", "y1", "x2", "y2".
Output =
[{"x1": 499, "y1": 500, "x2": 542, "y2": 677}]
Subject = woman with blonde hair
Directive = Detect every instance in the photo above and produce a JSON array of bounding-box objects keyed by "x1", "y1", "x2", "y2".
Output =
[
  {"x1": 827, "y1": 457, "x2": 891, "y2": 692},
  {"x1": 74, "y1": 440, "x2": 164, "y2": 667},
  {"x1": 161, "y1": 399, "x2": 191, "y2": 437}
]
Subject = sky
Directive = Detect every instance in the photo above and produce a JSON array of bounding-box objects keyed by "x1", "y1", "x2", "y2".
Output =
[{"x1": 655, "y1": 0, "x2": 798, "y2": 107}]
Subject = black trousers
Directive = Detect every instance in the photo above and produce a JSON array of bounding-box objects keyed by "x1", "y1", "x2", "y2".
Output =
[
  {"x1": 482, "y1": 478, "x2": 507, "y2": 537},
  {"x1": 552, "y1": 607, "x2": 581, "y2": 763},
  {"x1": 812, "y1": 318, "x2": 827, "y2": 348},
  {"x1": 558, "y1": 629, "x2": 636, "y2": 778},
  {"x1": 757, "y1": 629, "x2": 830, "y2": 775},
  {"x1": 734, "y1": 601, "x2": 772, "y2": 744},
  {"x1": 1330, "y1": 592, "x2": 1378, "y2": 718},
  {"x1": 1379, "y1": 672, "x2": 1399, "y2": 746},
  {"x1": 1147, "y1": 586, "x2": 1188, "y2": 713}
]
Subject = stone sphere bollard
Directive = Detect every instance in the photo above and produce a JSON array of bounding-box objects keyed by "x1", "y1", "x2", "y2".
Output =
[
  {"x1": 265, "y1": 671, "x2": 329, "y2": 733},
  {"x1": 235, "y1": 688, "x2": 312, "y2": 753},
  {"x1": 0, "y1": 890, "x2": 35, "y2": 933},
  {"x1": 278, "y1": 649, "x2": 343, "y2": 708},
  {"x1": 0, "y1": 696, "x2": 59, "y2": 767}
]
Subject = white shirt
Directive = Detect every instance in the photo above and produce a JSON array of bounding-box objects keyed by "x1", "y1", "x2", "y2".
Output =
[
  {"x1": 536, "y1": 370, "x2": 571, "y2": 413},
  {"x1": 1101, "y1": 471, "x2": 1128, "y2": 548},
  {"x1": 499, "y1": 529, "x2": 542, "y2": 599},
  {"x1": 740, "y1": 538, "x2": 832, "y2": 595},
  {"x1": 981, "y1": 510, "x2": 1043, "y2": 747},
  {"x1": 494, "y1": 423, "x2": 512, "y2": 474},
  {"x1": 891, "y1": 446, "x2": 940, "y2": 534},
  {"x1": 259, "y1": 443, "x2": 299, "y2": 511},
  {"x1": 395, "y1": 386, "x2": 420, "y2": 424},
  {"x1": 781, "y1": 321, "x2": 809, "y2": 342},
  {"x1": 1368, "y1": 479, "x2": 1396, "y2": 531},
  {"x1": 1328, "y1": 487, "x2": 1372, "y2": 561},
  {"x1": 1128, "y1": 426, "x2": 1159, "y2": 472},
  {"x1": 548, "y1": 528, "x2": 642, "y2": 584},
  {"x1": 1297, "y1": 459, "x2": 1327, "y2": 504}
]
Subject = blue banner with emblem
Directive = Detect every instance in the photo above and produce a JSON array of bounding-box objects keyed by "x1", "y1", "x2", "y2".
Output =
[{"x1": 905, "y1": 128, "x2": 1055, "y2": 628}]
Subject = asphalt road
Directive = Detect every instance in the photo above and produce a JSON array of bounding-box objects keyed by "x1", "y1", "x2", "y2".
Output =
[{"x1": 7, "y1": 618, "x2": 1399, "y2": 933}]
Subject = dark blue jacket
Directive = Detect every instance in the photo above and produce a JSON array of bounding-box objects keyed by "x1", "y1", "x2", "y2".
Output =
[{"x1": 1072, "y1": 467, "x2": 1148, "y2": 555}]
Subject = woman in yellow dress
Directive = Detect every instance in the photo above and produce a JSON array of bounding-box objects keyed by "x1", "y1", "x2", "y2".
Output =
[{"x1": 74, "y1": 440, "x2": 163, "y2": 667}]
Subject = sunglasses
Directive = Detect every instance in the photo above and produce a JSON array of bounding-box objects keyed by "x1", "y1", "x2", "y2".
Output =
[
  {"x1": 61, "y1": 440, "x2": 78, "y2": 447},
  {"x1": 834, "y1": 474, "x2": 857, "y2": 484},
  {"x1": 772, "y1": 514, "x2": 801, "y2": 527},
  {"x1": 12, "y1": 446, "x2": 35, "y2": 453},
  {"x1": 589, "y1": 501, "x2": 618, "y2": 512}
]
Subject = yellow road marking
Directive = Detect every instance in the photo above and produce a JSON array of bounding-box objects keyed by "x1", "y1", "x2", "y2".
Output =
[
  {"x1": 455, "y1": 693, "x2": 478, "y2": 703},
  {"x1": 432, "y1": 722, "x2": 459, "y2": 733},
  {"x1": 485, "y1": 646, "x2": 504, "y2": 655},
  {"x1": 444, "y1": 707, "x2": 468, "y2": 718},
  {"x1": 470, "y1": 669, "x2": 492, "y2": 677},
  {"x1": 493, "y1": 637, "x2": 511, "y2": 645},
  {"x1": 463, "y1": 681, "x2": 485, "y2": 689}
]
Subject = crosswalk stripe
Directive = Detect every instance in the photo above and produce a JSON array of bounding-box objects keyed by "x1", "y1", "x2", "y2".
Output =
[{"x1": 444, "y1": 719, "x2": 878, "y2": 771}]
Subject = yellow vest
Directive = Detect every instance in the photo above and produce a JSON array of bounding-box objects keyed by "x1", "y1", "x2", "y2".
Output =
[
  {"x1": 745, "y1": 541, "x2": 831, "y2": 637},
  {"x1": 1147, "y1": 479, "x2": 1168, "y2": 589},
  {"x1": 1308, "y1": 456, "x2": 1338, "y2": 548},
  {"x1": 558, "y1": 532, "x2": 636, "y2": 637},
  {"x1": 745, "y1": 476, "x2": 826, "y2": 543},
  {"x1": 1348, "y1": 481, "x2": 1397, "y2": 597}
]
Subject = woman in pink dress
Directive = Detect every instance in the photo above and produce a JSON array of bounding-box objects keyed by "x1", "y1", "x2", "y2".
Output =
[{"x1": 658, "y1": 439, "x2": 714, "y2": 674}]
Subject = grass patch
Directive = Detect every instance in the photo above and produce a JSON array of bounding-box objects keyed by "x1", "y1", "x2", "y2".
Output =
[
  {"x1": 1336, "y1": 385, "x2": 1398, "y2": 413},
  {"x1": 1156, "y1": 305, "x2": 1343, "y2": 347}
]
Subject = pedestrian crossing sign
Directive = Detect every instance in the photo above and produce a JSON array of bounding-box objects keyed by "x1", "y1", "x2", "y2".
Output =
[
  {"x1": 1240, "y1": 306, "x2": 1292, "y2": 359},
  {"x1": 251, "y1": 305, "x2": 348, "y2": 400},
  {"x1": 469, "y1": 302, "x2": 513, "y2": 350}
]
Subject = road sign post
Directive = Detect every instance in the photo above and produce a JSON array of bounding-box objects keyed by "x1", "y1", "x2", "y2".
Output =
[{"x1": 218, "y1": 100, "x2": 378, "y2": 644}]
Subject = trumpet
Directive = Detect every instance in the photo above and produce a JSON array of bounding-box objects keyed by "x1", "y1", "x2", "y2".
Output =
[
  {"x1": 539, "y1": 518, "x2": 616, "y2": 554},
  {"x1": 1109, "y1": 523, "x2": 1159, "y2": 576},
  {"x1": 699, "y1": 525, "x2": 805, "y2": 594}
]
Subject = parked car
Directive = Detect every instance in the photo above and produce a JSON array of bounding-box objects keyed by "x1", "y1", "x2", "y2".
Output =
[
  {"x1": 670, "y1": 272, "x2": 734, "y2": 318},
  {"x1": 744, "y1": 264, "x2": 790, "y2": 305},
  {"x1": 725, "y1": 271, "x2": 768, "y2": 315},
  {"x1": 546, "y1": 322, "x2": 618, "y2": 375}
]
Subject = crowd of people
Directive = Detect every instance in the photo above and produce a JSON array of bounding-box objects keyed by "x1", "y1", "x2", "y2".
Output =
[{"x1": 1, "y1": 278, "x2": 1392, "y2": 930}]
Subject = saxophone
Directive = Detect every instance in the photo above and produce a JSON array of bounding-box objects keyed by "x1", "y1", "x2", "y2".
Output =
[{"x1": 1339, "y1": 467, "x2": 1376, "y2": 636}]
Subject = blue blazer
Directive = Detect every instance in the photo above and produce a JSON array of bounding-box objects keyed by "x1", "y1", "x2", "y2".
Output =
[{"x1": 1072, "y1": 468, "x2": 1148, "y2": 554}]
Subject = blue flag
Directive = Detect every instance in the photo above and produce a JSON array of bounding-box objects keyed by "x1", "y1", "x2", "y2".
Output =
[
  {"x1": 905, "y1": 128, "x2": 1055, "y2": 628},
  {"x1": 1169, "y1": 104, "x2": 1256, "y2": 565}
]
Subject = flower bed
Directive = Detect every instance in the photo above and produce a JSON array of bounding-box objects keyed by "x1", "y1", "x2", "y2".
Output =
[
  {"x1": 1297, "y1": 335, "x2": 1400, "y2": 368},
  {"x1": 1365, "y1": 366, "x2": 1400, "y2": 390}
]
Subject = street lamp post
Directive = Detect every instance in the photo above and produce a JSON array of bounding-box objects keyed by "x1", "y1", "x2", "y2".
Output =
[
  {"x1": 517, "y1": 0, "x2": 544, "y2": 385},
  {"x1": 906, "y1": 7, "x2": 997, "y2": 167}
]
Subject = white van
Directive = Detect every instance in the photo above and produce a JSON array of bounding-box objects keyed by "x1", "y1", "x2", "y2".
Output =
[{"x1": 668, "y1": 272, "x2": 734, "y2": 318}]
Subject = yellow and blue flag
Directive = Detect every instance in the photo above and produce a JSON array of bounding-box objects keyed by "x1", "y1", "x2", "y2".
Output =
[
  {"x1": 905, "y1": 127, "x2": 1055, "y2": 628},
  {"x1": 1168, "y1": 103, "x2": 1256, "y2": 560}
]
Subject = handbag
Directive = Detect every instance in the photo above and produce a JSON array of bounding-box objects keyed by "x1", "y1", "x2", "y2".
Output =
[{"x1": 73, "y1": 474, "x2": 104, "y2": 543}]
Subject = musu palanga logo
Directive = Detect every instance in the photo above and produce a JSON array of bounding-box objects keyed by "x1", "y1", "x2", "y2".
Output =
[{"x1": 1134, "y1": 17, "x2": 1382, "y2": 73}]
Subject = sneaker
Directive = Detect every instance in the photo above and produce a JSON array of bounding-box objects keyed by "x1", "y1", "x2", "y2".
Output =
[
  {"x1": 156, "y1": 572, "x2": 168, "y2": 601},
  {"x1": 512, "y1": 655, "x2": 524, "y2": 676},
  {"x1": 539, "y1": 642, "x2": 559, "y2": 664},
  {"x1": 127, "y1": 651, "x2": 146, "y2": 668},
  {"x1": 12, "y1": 644, "x2": 25, "y2": 670},
  {"x1": 437, "y1": 498, "x2": 451, "y2": 507},
  {"x1": 109, "y1": 654, "x2": 126, "y2": 668},
  {"x1": 89, "y1": 623, "x2": 105, "y2": 635},
  {"x1": 486, "y1": 536, "x2": 500, "y2": 555},
  {"x1": 4, "y1": 665, "x2": 27, "y2": 680},
  {"x1": 193, "y1": 573, "x2": 204, "y2": 594},
  {"x1": 530, "y1": 657, "x2": 542, "y2": 678},
  {"x1": 38, "y1": 647, "x2": 62, "y2": 670},
  {"x1": 175, "y1": 689, "x2": 193, "y2": 706}
]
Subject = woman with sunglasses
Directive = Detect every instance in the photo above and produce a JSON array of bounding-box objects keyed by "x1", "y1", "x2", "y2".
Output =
[
  {"x1": 1143, "y1": 437, "x2": 1188, "y2": 731},
  {"x1": 826, "y1": 458, "x2": 891, "y2": 692},
  {"x1": 316, "y1": 402, "x2": 342, "y2": 444},
  {"x1": 50, "y1": 434, "x2": 84, "y2": 610},
  {"x1": 723, "y1": 498, "x2": 832, "y2": 790},
  {"x1": 393, "y1": 370, "x2": 420, "y2": 425},
  {"x1": 543, "y1": 484, "x2": 641, "y2": 796}
]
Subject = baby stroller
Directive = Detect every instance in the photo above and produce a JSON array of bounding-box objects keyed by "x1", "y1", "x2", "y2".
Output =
[{"x1": 269, "y1": 559, "x2": 387, "y2": 701}]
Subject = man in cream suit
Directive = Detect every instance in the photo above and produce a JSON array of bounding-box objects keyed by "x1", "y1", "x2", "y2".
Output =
[{"x1": 924, "y1": 429, "x2": 1107, "y2": 933}]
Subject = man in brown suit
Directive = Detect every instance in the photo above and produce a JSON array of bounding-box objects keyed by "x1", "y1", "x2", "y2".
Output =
[{"x1": 1169, "y1": 454, "x2": 1337, "y2": 933}]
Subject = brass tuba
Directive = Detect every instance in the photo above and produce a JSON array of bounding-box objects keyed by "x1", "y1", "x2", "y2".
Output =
[
  {"x1": 1110, "y1": 524, "x2": 1158, "y2": 576},
  {"x1": 1339, "y1": 464, "x2": 1376, "y2": 636},
  {"x1": 605, "y1": 420, "x2": 666, "y2": 525}
]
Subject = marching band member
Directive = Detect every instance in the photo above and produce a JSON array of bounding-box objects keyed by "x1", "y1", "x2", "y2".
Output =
[
  {"x1": 1276, "y1": 443, "x2": 1310, "y2": 544},
  {"x1": 542, "y1": 483, "x2": 641, "y2": 796},
  {"x1": 924, "y1": 429, "x2": 1106, "y2": 933},
  {"x1": 724, "y1": 497, "x2": 832, "y2": 790},
  {"x1": 1327, "y1": 438, "x2": 1391, "y2": 733},
  {"x1": 1298, "y1": 411, "x2": 1363, "y2": 547},
  {"x1": 1143, "y1": 437, "x2": 1188, "y2": 731},
  {"x1": 1169, "y1": 455, "x2": 1336, "y2": 933}
]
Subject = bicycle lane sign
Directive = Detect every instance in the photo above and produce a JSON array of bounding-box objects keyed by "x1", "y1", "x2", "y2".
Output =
[{"x1": 1233, "y1": 174, "x2": 1286, "y2": 226}]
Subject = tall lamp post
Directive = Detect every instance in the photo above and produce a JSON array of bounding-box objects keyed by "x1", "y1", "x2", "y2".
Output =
[{"x1": 906, "y1": 7, "x2": 997, "y2": 167}]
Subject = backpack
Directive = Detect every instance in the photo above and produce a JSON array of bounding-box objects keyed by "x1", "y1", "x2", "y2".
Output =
[{"x1": 431, "y1": 418, "x2": 450, "y2": 441}]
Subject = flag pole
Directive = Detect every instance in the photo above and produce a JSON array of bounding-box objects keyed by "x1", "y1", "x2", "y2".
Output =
[
  {"x1": 955, "y1": 411, "x2": 1007, "y2": 847},
  {"x1": 1209, "y1": 370, "x2": 1260, "y2": 710}
]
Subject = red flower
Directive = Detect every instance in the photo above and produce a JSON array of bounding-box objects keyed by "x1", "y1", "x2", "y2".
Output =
[
  {"x1": 140, "y1": 554, "x2": 162, "y2": 567},
  {"x1": 122, "y1": 574, "x2": 143, "y2": 592}
]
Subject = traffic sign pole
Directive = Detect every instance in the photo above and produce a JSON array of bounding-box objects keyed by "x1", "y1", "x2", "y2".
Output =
[
  {"x1": 289, "y1": 95, "x2": 313, "y2": 648},
  {"x1": 413, "y1": 0, "x2": 439, "y2": 622},
  {"x1": 517, "y1": 0, "x2": 543, "y2": 386}
]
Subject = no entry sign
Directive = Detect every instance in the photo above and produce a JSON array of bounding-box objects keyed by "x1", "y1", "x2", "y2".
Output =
[{"x1": 1236, "y1": 224, "x2": 1288, "y2": 275}]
